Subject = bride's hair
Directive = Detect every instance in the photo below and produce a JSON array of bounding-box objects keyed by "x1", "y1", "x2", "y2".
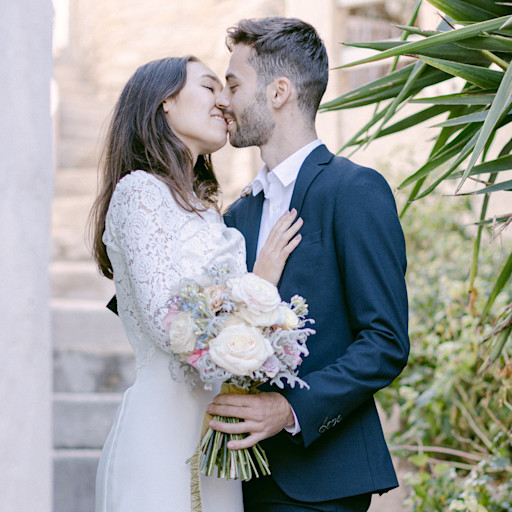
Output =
[{"x1": 89, "y1": 56, "x2": 220, "y2": 280}]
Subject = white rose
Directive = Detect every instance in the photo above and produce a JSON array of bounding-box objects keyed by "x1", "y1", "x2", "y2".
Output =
[
  {"x1": 168, "y1": 311, "x2": 196, "y2": 354},
  {"x1": 209, "y1": 323, "x2": 274, "y2": 376},
  {"x1": 281, "y1": 306, "x2": 300, "y2": 329},
  {"x1": 238, "y1": 305, "x2": 285, "y2": 327},
  {"x1": 229, "y1": 273, "x2": 281, "y2": 313}
]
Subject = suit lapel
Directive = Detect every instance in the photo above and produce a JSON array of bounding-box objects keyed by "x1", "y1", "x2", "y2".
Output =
[
  {"x1": 240, "y1": 145, "x2": 333, "y2": 271},
  {"x1": 289, "y1": 144, "x2": 334, "y2": 215},
  {"x1": 243, "y1": 191, "x2": 264, "y2": 272}
]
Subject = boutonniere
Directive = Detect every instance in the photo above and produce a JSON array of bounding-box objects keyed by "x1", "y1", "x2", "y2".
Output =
[{"x1": 240, "y1": 181, "x2": 254, "y2": 198}]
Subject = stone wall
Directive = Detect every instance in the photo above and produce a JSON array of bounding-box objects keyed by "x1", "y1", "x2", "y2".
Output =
[{"x1": 69, "y1": 0, "x2": 285, "y2": 90}]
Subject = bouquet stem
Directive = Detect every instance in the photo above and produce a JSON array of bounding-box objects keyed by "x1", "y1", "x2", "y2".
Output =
[{"x1": 199, "y1": 416, "x2": 270, "y2": 481}]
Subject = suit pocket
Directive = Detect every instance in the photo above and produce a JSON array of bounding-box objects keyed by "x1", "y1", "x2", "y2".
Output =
[{"x1": 300, "y1": 229, "x2": 321, "y2": 246}]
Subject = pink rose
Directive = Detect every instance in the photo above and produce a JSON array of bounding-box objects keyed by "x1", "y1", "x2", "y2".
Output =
[
  {"x1": 261, "y1": 355, "x2": 280, "y2": 378},
  {"x1": 187, "y1": 348, "x2": 208, "y2": 368},
  {"x1": 204, "y1": 285, "x2": 224, "y2": 312}
]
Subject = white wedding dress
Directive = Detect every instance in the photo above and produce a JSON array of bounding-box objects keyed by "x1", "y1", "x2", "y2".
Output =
[{"x1": 95, "y1": 171, "x2": 245, "y2": 512}]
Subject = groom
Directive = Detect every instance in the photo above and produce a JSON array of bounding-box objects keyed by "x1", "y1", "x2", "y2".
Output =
[{"x1": 208, "y1": 17, "x2": 410, "y2": 512}]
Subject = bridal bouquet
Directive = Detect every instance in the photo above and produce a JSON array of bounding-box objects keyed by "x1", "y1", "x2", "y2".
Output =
[{"x1": 161, "y1": 265, "x2": 314, "y2": 482}]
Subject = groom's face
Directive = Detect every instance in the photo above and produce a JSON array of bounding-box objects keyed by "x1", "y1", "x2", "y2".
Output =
[{"x1": 218, "y1": 44, "x2": 275, "y2": 148}]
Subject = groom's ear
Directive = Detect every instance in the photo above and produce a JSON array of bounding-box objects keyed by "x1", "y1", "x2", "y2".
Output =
[{"x1": 269, "y1": 77, "x2": 293, "y2": 110}]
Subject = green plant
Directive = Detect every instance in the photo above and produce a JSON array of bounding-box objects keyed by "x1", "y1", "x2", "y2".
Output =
[
  {"x1": 323, "y1": 0, "x2": 512, "y2": 352},
  {"x1": 377, "y1": 194, "x2": 512, "y2": 511}
]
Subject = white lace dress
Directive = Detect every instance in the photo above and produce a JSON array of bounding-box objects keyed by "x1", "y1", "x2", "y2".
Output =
[{"x1": 95, "y1": 171, "x2": 245, "y2": 512}]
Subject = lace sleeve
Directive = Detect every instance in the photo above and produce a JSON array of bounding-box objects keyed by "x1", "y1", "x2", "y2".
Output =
[{"x1": 107, "y1": 171, "x2": 191, "y2": 352}]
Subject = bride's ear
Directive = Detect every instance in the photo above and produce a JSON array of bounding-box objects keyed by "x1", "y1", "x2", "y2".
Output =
[{"x1": 162, "y1": 99, "x2": 171, "y2": 113}]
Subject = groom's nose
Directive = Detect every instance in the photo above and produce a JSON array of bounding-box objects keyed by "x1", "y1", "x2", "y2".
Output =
[{"x1": 215, "y1": 86, "x2": 230, "y2": 110}]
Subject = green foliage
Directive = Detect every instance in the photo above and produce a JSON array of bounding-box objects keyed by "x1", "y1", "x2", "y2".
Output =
[
  {"x1": 324, "y1": 0, "x2": 512, "y2": 346},
  {"x1": 377, "y1": 195, "x2": 512, "y2": 511}
]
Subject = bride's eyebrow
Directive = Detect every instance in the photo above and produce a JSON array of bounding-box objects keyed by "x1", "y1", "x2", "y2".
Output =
[{"x1": 202, "y1": 73, "x2": 222, "y2": 87}]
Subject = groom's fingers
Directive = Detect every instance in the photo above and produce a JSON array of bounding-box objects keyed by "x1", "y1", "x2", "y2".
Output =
[
  {"x1": 227, "y1": 432, "x2": 266, "y2": 450},
  {"x1": 207, "y1": 392, "x2": 294, "y2": 448},
  {"x1": 207, "y1": 393, "x2": 260, "y2": 420}
]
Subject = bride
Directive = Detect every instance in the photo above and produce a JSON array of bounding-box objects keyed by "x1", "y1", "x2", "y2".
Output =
[{"x1": 89, "y1": 56, "x2": 302, "y2": 512}]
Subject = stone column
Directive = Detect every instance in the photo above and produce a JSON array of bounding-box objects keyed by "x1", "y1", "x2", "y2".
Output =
[{"x1": 0, "y1": 1, "x2": 54, "y2": 511}]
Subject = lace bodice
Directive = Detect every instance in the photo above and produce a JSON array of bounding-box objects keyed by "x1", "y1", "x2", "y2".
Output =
[{"x1": 103, "y1": 170, "x2": 247, "y2": 368}]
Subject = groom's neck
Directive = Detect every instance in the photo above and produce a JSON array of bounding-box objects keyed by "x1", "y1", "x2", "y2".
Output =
[{"x1": 259, "y1": 125, "x2": 318, "y2": 171}]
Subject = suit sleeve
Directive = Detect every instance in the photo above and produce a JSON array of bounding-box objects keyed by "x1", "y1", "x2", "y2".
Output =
[{"x1": 284, "y1": 168, "x2": 409, "y2": 448}]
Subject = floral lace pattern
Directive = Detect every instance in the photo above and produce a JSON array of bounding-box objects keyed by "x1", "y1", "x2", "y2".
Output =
[{"x1": 103, "y1": 170, "x2": 247, "y2": 369}]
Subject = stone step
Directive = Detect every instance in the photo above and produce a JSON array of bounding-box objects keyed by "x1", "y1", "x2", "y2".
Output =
[
  {"x1": 51, "y1": 298, "x2": 126, "y2": 351},
  {"x1": 56, "y1": 140, "x2": 102, "y2": 170},
  {"x1": 53, "y1": 449, "x2": 99, "y2": 512},
  {"x1": 54, "y1": 167, "x2": 98, "y2": 197},
  {"x1": 54, "y1": 345, "x2": 135, "y2": 393},
  {"x1": 50, "y1": 260, "x2": 114, "y2": 300},
  {"x1": 51, "y1": 194, "x2": 94, "y2": 261},
  {"x1": 53, "y1": 393, "x2": 121, "y2": 449}
]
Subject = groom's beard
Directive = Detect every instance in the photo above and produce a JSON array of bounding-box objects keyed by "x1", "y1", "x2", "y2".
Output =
[{"x1": 227, "y1": 91, "x2": 275, "y2": 148}]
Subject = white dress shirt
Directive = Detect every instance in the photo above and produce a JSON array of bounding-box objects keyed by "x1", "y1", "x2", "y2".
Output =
[
  {"x1": 253, "y1": 139, "x2": 322, "y2": 257},
  {"x1": 252, "y1": 139, "x2": 322, "y2": 435}
]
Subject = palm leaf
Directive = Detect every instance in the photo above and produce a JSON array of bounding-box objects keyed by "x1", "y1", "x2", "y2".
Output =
[
  {"x1": 344, "y1": 41, "x2": 491, "y2": 65},
  {"x1": 434, "y1": 110, "x2": 489, "y2": 127},
  {"x1": 335, "y1": 16, "x2": 512, "y2": 69},
  {"x1": 412, "y1": 93, "x2": 496, "y2": 105},
  {"x1": 465, "y1": 179, "x2": 512, "y2": 194},
  {"x1": 398, "y1": 123, "x2": 480, "y2": 189},
  {"x1": 450, "y1": 154, "x2": 512, "y2": 177},
  {"x1": 428, "y1": 0, "x2": 506, "y2": 22},
  {"x1": 480, "y1": 252, "x2": 512, "y2": 323},
  {"x1": 418, "y1": 56, "x2": 504, "y2": 89},
  {"x1": 455, "y1": 34, "x2": 512, "y2": 53},
  {"x1": 456, "y1": 61, "x2": 512, "y2": 192}
]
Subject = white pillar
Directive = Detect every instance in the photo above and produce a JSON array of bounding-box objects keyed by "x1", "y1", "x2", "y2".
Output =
[{"x1": 0, "y1": 1, "x2": 54, "y2": 511}]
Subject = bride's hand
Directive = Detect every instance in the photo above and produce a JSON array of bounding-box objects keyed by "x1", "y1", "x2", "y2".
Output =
[{"x1": 252, "y1": 209, "x2": 303, "y2": 286}]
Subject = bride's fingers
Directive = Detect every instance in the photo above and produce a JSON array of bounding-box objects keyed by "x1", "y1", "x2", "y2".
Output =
[
  {"x1": 280, "y1": 233, "x2": 302, "y2": 258},
  {"x1": 281, "y1": 217, "x2": 303, "y2": 246},
  {"x1": 267, "y1": 209, "x2": 298, "y2": 240},
  {"x1": 266, "y1": 214, "x2": 303, "y2": 252}
]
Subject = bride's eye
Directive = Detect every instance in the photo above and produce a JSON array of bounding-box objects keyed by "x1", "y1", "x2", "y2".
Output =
[{"x1": 203, "y1": 85, "x2": 215, "y2": 92}]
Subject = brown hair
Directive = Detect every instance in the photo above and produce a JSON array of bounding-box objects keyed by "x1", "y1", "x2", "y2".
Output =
[
  {"x1": 226, "y1": 17, "x2": 328, "y2": 121},
  {"x1": 89, "y1": 57, "x2": 220, "y2": 279}
]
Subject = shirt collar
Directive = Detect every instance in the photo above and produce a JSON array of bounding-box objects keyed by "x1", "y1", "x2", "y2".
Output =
[{"x1": 252, "y1": 139, "x2": 322, "y2": 196}]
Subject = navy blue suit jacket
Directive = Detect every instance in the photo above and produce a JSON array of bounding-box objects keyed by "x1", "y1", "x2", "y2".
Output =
[{"x1": 223, "y1": 145, "x2": 409, "y2": 502}]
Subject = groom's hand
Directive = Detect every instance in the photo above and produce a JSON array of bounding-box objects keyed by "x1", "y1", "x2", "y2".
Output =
[{"x1": 207, "y1": 392, "x2": 294, "y2": 449}]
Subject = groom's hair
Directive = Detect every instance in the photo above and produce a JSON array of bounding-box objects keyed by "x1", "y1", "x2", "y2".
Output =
[{"x1": 226, "y1": 17, "x2": 328, "y2": 122}]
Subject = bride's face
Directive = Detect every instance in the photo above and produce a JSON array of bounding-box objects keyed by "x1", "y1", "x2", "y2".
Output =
[{"x1": 162, "y1": 61, "x2": 228, "y2": 160}]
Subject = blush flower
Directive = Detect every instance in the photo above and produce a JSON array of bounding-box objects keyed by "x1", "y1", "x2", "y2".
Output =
[
  {"x1": 237, "y1": 305, "x2": 285, "y2": 327},
  {"x1": 229, "y1": 273, "x2": 281, "y2": 313},
  {"x1": 261, "y1": 355, "x2": 280, "y2": 378},
  {"x1": 209, "y1": 323, "x2": 274, "y2": 376},
  {"x1": 204, "y1": 285, "x2": 224, "y2": 312},
  {"x1": 168, "y1": 311, "x2": 196, "y2": 354}
]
